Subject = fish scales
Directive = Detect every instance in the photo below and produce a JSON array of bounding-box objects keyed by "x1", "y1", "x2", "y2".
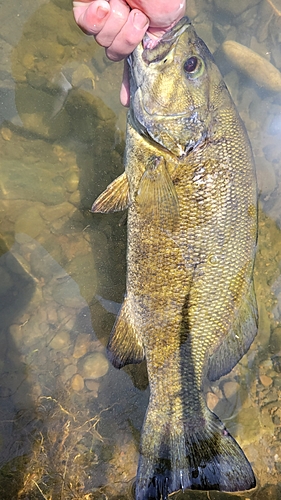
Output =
[{"x1": 92, "y1": 16, "x2": 257, "y2": 500}]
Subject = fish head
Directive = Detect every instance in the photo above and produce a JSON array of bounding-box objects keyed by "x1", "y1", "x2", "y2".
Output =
[{"x1": 128, "y1": 16, "x2": 229, "y2": 158}]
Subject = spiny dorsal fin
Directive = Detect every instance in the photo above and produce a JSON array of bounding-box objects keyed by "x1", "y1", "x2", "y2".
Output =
[
  {"x1": 91, "y1": 172, "x2": 130, "y2": 213},
  {"x1": 107, "y1": 298, "x2": 145, "y2": 369},
  {"x1": 136, "y1": 155, "x2": 179, "y2": 230}
]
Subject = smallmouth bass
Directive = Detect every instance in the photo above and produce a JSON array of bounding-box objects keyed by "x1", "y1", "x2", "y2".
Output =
[{"x1": 92, "y1": 16, "x2": 257, "y2": 500}]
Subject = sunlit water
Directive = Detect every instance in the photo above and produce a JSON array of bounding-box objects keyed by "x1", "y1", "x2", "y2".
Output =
[{"x1": 0, "y1": 0, "x2": 281, "y2": 498}]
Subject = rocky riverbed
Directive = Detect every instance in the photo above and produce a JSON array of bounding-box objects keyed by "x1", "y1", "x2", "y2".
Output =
[{"x1": 0, "y1": 0, "x2": 281, "y2": 498}]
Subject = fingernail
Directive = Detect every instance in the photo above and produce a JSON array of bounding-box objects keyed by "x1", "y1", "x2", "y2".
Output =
[
  {"x1": 133, "y1": 11, "x2": 148, "y2": 30},
  {"x1": 97, "y1": 6, "x2": 109, "y2": 20}
]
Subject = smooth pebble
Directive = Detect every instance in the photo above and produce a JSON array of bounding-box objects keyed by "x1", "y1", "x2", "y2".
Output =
[
  {"x1": 65, "y1": 171, "x2": 79, "y2": 193},
  {"x1": 259, "y1": 374, "x2": 273, "y2": 387},
  {"x1": 222, "y1": 381, "x2": 240, "y2": 400},
  {"x1": 206, "y1": 392, "x2": 219, "y2": 411},
  {"x1": 73, "y1": 333, "x2": 91, "y2": 359},
  {"x1": 80, "y1": 352, "x2": 109, "y2": 380},
  {"x1": 49, "y1": 330, "x2": 70, "y2": 350},
  {"x1": 71, "y1": 373, "x2": 84, "y2": 392},
  {"x1": 222, "y1": 40, "x2": 281, "y2": 93},
  {"x1": 85, "y1": 379, "x2": 100, "y2": 395},
  {"x1": 40, "y1": 202, "x2": 75, "y2": 222},
  {"x1": 63, "y1": 364, "x2": 77, "y2": 382}
]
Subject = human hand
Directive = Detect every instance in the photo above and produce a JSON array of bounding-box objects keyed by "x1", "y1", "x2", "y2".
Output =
[
  {"x1": 73, "y1": 0, "x2": 186, "y2": 105},
  {"x1": 73, "y1": 0, "x2": 149, "y2": 61}
]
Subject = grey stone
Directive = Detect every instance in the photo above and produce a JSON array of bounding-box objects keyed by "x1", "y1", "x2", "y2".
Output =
[
  {"x1": 0, "y1": 267, "x2": 13, "y2": 295},
  {"x1": 0, "y1": 160, "x2": 66, "y2": 205},
  {"x1": 214, "y1": 0, "x2": 261, "y2": 17},
  {"x1": 65, "y1": 253, "x2": 97, "y2": 304},
  {"x1": 15, "y1": 206, "x2": 46, "y2": 239},
  {"x1": 256, "y1": 156, "x2": 277, "y2": 197}
]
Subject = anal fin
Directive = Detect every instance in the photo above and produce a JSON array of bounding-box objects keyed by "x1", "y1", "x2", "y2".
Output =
[
  {"x1": 91, "y1": 172, "x2": 130, "y2": 213},
  {"x1": 107, "y1": 298, "x2": 144, "y2": 368}
]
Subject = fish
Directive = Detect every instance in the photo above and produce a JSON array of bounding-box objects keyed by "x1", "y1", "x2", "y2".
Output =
[{"x1": 91, "y1": 16, "x2": 258, "y2": 500}]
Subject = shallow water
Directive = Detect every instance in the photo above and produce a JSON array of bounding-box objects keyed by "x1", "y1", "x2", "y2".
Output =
[{"x1": 0, "y1": 0, "x2": 281, "y2": 498}]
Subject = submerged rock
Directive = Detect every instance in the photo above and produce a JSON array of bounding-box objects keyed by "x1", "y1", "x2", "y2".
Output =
[
  {"x1": 206, "y1": 391, "x2": 219, "y2": 411},
  {"x1": 222, "y1": 380, "x2": 240, "y2": 400},
  {"x1": 0, "y1": 159, "x2": 66, "y2": 205},
  {"x1": 40, "y1": 202, "x2": 75, "y2": 223},
  {"x1": 15, "y1": 206, "x2": 46, "y2": 239},
  {"x1": 221, "y1": 40, "x2": 281, "y2": 92},
  {"x1": 80, "y1": 352, "x2": 109, "y2": 380},
  {"x1": 259, "y1": 374, "x2": 273, "y2": 387},
  {"x1": 71, "y1": 373, "x2": 84, "y2": 392},
  {"x1": 214, "y1": 0, "x2": 261, "y2": 16},
  {"x1": 49, "y1": 330, "x2": 70, "y2": 351},
  {"x1": 73, "y1": 333, "x2": 91, "y2": 359},
  {"x1": 65, "y1": 253, "x2": 97, "y2": 304},
  {"x1": 270, "y1": 326, "x2": 281, "y2": 354},
  {"x1": 84, "y1": 379, "x2": 99, "y2": 396}
]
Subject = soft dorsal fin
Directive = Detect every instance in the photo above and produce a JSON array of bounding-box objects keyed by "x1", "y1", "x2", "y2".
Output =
[
  {"x1": 91, "y1": 172, "x2": 130, "y2": 213},
  {"x1": 136, "y1": 155, "x2": 179, "y2": 230},
  {"x1": 207, "y1": 282, "x2": 257, "y2": 381},
  {"x1": 107, "y1": 298, "x2": 145, "y2": 369}
]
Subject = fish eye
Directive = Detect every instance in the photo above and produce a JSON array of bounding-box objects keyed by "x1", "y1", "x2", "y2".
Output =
[
  {"x1": 183, "y1": 56, "x2": 204, "y2": 78},
  {"x1": 184, "y1": 56, "x2": 198, "y2": 73}
]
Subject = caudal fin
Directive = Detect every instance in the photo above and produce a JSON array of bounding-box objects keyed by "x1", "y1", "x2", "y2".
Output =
[{"x1": 135, "y1": 409, "x2": 255, "y2": 500}]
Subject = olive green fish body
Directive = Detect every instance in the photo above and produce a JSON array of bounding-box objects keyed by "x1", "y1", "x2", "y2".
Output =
[{"x1": 92, "y1": 17, "x2": 257, "y2": 500}]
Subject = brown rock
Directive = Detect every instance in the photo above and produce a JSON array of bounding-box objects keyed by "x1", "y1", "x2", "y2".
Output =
[
  {"x1": 71, "y1": 373, "x2": 84, "y2": 392},
  {"x1": 259, "y1": 374, "x2": 273, "y2": 387},
  {"x1": 206, "y1": 392, "x2": 219, "y2": 411},
  {"x1": 73, "y1": 333, "x2": 91, "y2": 359}
]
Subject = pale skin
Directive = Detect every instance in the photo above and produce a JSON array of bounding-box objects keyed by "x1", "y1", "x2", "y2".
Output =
[{"x1": 73, "y1": 0, "x2": 186, "y2": 105}]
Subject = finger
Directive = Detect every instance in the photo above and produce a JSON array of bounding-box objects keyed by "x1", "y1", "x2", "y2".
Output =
[
  {"x1": 126, "y1": 0, "x2": 186, "y2": 28},
  {"x1": 95, "y1": 0, "x2": 131, "y2": 47},
  {"x1": 105, "y1": 9, "x2": 148, "y2": 61},
  {"x1": 73, "y1": 0, "x2": 110, "y2": 35},
  {"x1": 120, "y1": 59, "x2": 130, "y2": 107}
]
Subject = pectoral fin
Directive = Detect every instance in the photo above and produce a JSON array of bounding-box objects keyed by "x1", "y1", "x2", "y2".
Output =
[
  {"x1": 107, "y1": 298, "x2": 145, "y2": 369},
  {"x1": 136, "y1": 156, "x2": 179, "y2": 230},
  {"x1": 91, "y1": 172, "x2": 130, "y2": 213}
]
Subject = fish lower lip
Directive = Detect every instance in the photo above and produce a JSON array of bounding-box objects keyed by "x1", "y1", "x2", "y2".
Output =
[
  {"x1": 142, "y1": 17, "x2": 190, "y2": 63},
  {"x1": 143, "y1": 108, "x2": 189, "y2": 119}
]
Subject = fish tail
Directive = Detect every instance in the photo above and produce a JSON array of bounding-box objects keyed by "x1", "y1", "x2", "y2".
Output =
[{"x1": 135, "y1": 408, "x2": 255, "y2": 500}]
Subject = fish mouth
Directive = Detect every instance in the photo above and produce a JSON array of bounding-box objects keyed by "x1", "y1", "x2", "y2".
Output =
[
  {"x1": 142, "y1": 16, "x2": 191, "y2": 64},
  {"x1": 136, "y1": 16, "x2": 193, "y2": 119}
]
